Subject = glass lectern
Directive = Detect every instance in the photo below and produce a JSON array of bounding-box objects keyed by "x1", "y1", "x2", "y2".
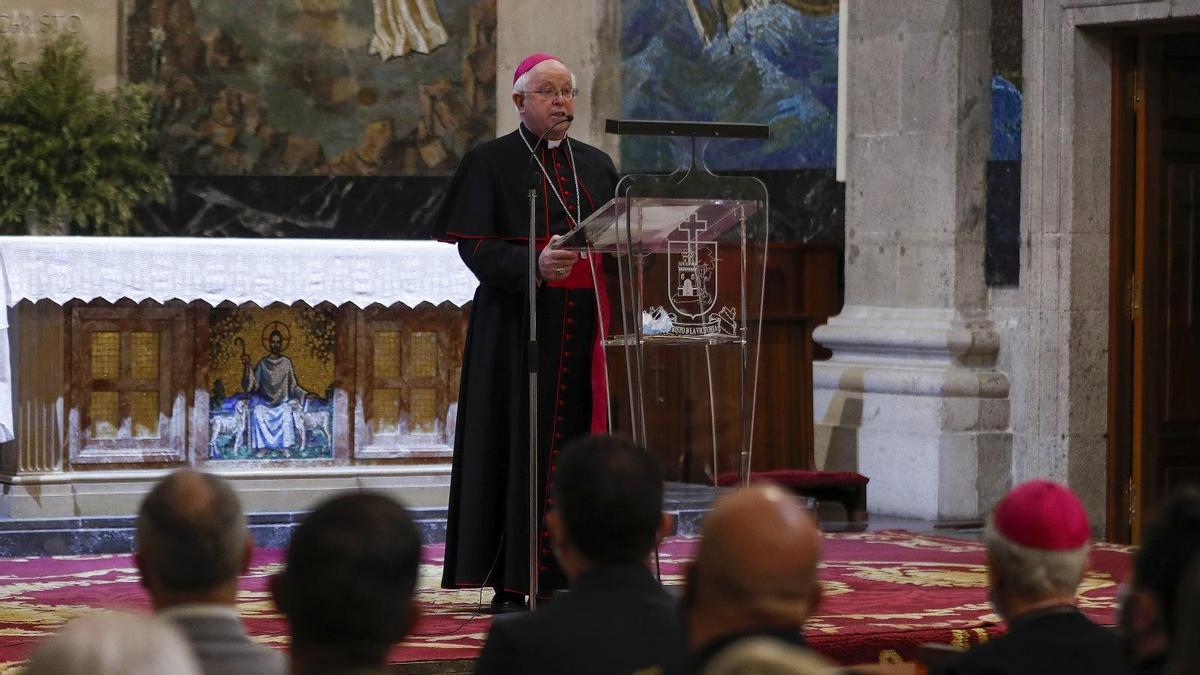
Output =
[{"x1": 553, "y1": 119, "x2": 771, "y2": 488}]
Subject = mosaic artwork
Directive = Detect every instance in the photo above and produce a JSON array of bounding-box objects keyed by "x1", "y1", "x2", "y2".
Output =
[
  {"x1": 986, "y1": 0, "x2": 1022, "y2": 286},
  {"x1": 990, "y1": 0, "x2": 1023, "y2": 163},
  {"x1": 126, "y1": 0, "x2": 497, "y2": 176},
  {"x1": 620, "y1": 0, "x2": 838, "y2": 172},
  {"x1": 367, "y1": 328, "x2": 446, "y2": 440},
  {"x1": 208, "y1": 306, "x2": 335, "y2": 459},
  {"x1": 87, "y1": 330, "x2": 165, "y2": 441}
]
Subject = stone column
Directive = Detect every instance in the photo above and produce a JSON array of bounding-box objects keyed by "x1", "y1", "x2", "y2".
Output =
[{"x1": 813, "y1": 0, "x2": 1011, "y2": 521}]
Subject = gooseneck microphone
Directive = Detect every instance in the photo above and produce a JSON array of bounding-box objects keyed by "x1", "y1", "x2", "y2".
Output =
[{"x1": 527, "y1": 115, "x2": 575, "y2": 188}]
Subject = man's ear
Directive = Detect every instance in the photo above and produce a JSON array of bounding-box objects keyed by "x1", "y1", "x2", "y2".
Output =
[
  {"x1": 985, "y1": 555, "x2": 999, "y2": 590},
  {"x1": 807, "y1": 582, "x2": 824, "y2": 619},
  {"x1": 682, "y1": 561, "x2": 698, "y2": 609},
  {"x1": 240, "y1": 534, "x2": 254, "y2": 575},
  {"x1": 269, "y1": 572, "x2": 290, "y2": 616},
  {"x1": 1130, "y1": 588, "x2": 1163, "y2": 634},
  {"x1": 656, "y1": 512, "x2": 673, "y2": 544},
  {"x1": 133, "y1": 552, "x2": 151, "y2": 591},
  {"x1": 512, "y1": 92, "x2": 525, "y2": 114}
]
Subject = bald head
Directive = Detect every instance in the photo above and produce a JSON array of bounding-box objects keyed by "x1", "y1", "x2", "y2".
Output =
[
  {"x1": 136, "y1": 470, "x2": 248, "y2": 594},
  {"x1": 689, "y1": 486, "x2": 822, "y2": 640}
]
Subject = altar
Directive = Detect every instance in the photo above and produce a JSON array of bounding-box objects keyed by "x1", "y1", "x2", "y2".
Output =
[{"x1": 0, "y1": 237, "x2": 477, "y2": 519}]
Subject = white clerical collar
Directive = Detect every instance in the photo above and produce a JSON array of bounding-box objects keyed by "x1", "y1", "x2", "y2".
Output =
[
  {"x1": 546, "y1": 138, "x2": 563, "y2": 149},
  {"x1": 159, "y1": 603, "x2": 241, "y2": 622}
]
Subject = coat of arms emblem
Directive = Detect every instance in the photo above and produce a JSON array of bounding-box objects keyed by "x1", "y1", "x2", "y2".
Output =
[{"x1": 663, "y1": 213, "x2": 736, "y2": 338}]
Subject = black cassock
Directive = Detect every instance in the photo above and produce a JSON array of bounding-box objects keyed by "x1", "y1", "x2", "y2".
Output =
[{"x1": 434, "y1": 125, "x2": 618, "y2": 596}]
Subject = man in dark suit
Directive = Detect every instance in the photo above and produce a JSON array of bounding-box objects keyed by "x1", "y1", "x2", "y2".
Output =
[
  {"x1": 136, "y1": 470, "x2": 285, "y2": 675},
  {"x1": 270, "y1": 492, "x2": 422, "y2": 675},
  {"x1": 936, "y1": 480, "x2": 1126, "y2": 675},
  {"x1": 474, "y1": 434, "x2": 688, "y2": 675},
  {"x1": 682, "y1": 484, "x2": 829, "y2": 673}
]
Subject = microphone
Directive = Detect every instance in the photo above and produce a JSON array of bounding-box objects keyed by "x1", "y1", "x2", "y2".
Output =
[
  {"x1": 540, "y1": 114, "x2": 575, "y2": 143},
  {"x1": 528, "y1": 115, "x2": 575, "y2": 189}
]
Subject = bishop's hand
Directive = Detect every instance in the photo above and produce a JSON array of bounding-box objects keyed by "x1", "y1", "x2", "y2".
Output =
[{"x1": 539, "y1": 235, "x2": 579, "y2": 281}]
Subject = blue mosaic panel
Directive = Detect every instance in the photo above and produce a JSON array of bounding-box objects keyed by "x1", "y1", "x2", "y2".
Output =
[{"x1": 620, "y1": 0, "x2": 838, "y2": 172}]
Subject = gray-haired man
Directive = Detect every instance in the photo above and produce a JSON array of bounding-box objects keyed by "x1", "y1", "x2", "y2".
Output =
[
  {"x1": 935, "y1": 480, "x2": 1125, "y2": 675},
  {"x1": 135, "y1": 469, "x2": 285, "y2": 675}
]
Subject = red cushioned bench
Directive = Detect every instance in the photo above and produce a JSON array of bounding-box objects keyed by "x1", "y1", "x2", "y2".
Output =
[{"x1": 717, "y1": 469, "x2": 869, "y2": 529}]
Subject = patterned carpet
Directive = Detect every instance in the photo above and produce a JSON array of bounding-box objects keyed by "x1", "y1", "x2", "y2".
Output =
[{"x1": 0, "y1": 530, "x2": 1132, "y2": 669}]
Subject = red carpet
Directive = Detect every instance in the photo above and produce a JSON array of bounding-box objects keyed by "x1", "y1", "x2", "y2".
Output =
[{"x1": 0, "y1": 530, "x2": 1131, "y2": 668}]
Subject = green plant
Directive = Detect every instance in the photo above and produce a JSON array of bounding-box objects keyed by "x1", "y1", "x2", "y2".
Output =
[{"x1": 0, "y1": 33, "x2": 169, "y2": 235}]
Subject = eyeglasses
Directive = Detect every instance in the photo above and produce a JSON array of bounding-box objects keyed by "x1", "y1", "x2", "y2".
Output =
[{"x1": 519, "y1": 87, "x2": 579, "y2": 101}]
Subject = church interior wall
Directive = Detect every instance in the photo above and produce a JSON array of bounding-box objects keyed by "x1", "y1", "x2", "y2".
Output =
[
  {"x1": 11, "y1": 0, "x2": 1180, "y2": 530},
  {"x1": 2, "y1": 0, "x2": 844, "y2": 243},
  {"x1": 0, "y1": 0, "x2": 850, "y2": 520},
  {"x1": 7, "y1": 0, "x2": 1196, "y2": 531},
  {"x1": 1002, "y1": 0, "x2": 1200, "y2": 532}
]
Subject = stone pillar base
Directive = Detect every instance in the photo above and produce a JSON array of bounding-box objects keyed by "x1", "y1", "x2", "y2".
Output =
[{"x1": 813, "y1": 306, "x2": 1011, "y2": 521}]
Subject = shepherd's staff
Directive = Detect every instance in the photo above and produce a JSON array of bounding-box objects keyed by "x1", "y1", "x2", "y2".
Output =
[{"x1": 235, "y1": 337, "x2": 251, "y2": 451}]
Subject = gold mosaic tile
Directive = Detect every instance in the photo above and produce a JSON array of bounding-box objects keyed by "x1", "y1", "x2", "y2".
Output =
[
  {"x1": 90, "y1": 332, "x2": 120, "y2": 380},
  {"x1": 410, "y1": 387, "x2": 436, "y2": 434},
  {"x1": 374, "y1": 330, "x2": 401, "y2": 379},
  {"x1": 89, "y1": 391, "x2": 119, "y2": 439},
  {"x1": 408, "y1": 332, "x2": 437, "y2": 378},
  {"x1": 208, "y1": 306, "x2": 335, "y2": 403},
  {"x1": 130, "y1": 332, "x2": 160, "y2": 380},
  {"x1": 373, "y1": 388, "x2": 401, "y2": 435},
  {"x1": 131, "y1": 391, "x2": 160, "y2": 439}
]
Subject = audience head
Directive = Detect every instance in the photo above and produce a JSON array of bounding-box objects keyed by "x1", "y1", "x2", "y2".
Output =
[
  {"x1": 548, "y1": 434, "x2": 668, "y2": 578},
  {"x1": 271, "y1": 492, "x2": 422, "y2": 671},
  {"x1": 1167, "y1": 556, "x2": 1200, "y2": 675},
  {"x1": 1120, "y1": 490, "x2": 1200, "y2": 666},
  {"x1": 983, "y1": 479, "x2": 1091, "y2": 620},
  {"x1": 702, "y1": 636, "x2": 837, "y2": 675},
  {"x1": 24, "y1": 611, "x2": 201, "y2": 675},
  {"x1": 135, "y1": 469, "x2": 251, "y2": 607},
  {"x1": 686, "y1": 484, "x2": 823, "y2": 649}
]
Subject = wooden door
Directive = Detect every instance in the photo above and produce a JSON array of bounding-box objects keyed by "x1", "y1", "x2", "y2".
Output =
[{"x1": 1110, "y1": 33, "x2": 1200, "y2": 542}]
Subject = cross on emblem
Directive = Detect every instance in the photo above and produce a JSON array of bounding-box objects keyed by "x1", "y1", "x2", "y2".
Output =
[
  {"x1": 669, "y1": 212, "x2": 718, "y2": 318},
  {"x1": 679, "y1": 212, "x2": 708, "y2": 243},
  {"x1": 675, "y1": 214, "x2": 708, "y2": 299}
]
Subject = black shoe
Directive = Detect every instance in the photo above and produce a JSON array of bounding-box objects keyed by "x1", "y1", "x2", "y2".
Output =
[{"x1": 488, "y1": 592, "x2": 527, "y2": 614}]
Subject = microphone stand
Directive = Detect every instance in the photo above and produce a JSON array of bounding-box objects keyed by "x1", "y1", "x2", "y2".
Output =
[{"x1": 525, "y1": 115, "x2": 571, "y2": 611}]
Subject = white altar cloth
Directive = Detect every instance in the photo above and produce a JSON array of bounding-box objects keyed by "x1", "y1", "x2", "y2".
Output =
[
  {"x1": 0, "y1": 237, "x2": 477, "y2": 309},
  {"x1": 0, "y1": 237, "x2": 479, "y2": 442}
]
